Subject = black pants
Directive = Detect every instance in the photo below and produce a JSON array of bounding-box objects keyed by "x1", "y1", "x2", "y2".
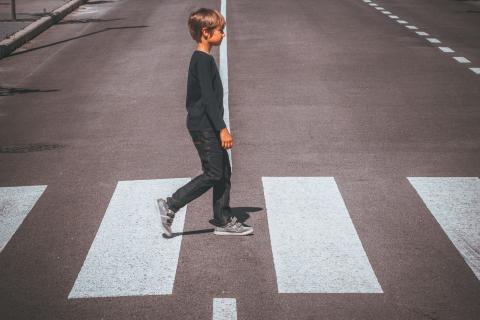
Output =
[{"x1": 166, "y1": 129, "x2": 232, "y2": 226}]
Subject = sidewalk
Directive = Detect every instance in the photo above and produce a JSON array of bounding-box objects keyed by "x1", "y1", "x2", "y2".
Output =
[{"x1": 0, "y1": 0, "x2": 70, "y2": 41}]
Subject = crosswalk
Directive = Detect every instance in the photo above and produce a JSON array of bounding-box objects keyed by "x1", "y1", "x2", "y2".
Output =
[{"x1": 0, "y1": 177, "x2": 479, "y2": 300}]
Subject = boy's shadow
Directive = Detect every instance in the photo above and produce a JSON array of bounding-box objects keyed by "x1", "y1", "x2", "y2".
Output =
[
  {"x1": 209, "y1": 206, "x2": 263, "y2": 226},
  {"x1": 165, "y1": 206, "x2": 263, "y2": 238}
]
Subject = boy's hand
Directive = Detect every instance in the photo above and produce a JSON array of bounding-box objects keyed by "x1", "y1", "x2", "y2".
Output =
[{"x1": 220, "y1": 128, "x2": 233, "y2": 149}]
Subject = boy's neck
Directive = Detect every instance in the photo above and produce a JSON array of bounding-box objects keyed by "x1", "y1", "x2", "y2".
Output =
[{"x1": 196, "y1": 42, "x2": 212, "y2": 55}]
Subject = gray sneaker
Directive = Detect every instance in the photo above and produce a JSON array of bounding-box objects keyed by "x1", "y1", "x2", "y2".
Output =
[
  {"x1": 155, "y1": 198, "x2": 175, "y2": 237},
  {"x1": 214, "y1": 216, "x2": 254, "y2": 236}
]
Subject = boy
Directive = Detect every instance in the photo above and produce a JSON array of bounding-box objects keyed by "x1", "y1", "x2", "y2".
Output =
[{"x1": 155, "y1": 8, "x2": 253, "y2": 238}]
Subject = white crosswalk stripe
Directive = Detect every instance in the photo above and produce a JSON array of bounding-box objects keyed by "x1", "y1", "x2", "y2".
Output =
[
  {"x1": 262, "y1": 177, "x2": 383, "y2": 293},
  {"x1": 68, "y1": 178, "x2": 190, "y2": 298},
  {"x1": 0, "y1": 185, "x2": 47, "y2": 253},
  {"x1": 408, "y1": 177, "x2": 480, "y2": 280}
]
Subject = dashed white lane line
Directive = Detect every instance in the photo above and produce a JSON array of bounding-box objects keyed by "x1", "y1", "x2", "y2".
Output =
[
  {"x1": 68, "y1": 178, "x2": 190, "y2": 298},
  {"x1": 213, "y1": 298, "x2": 237, "y2": 320},
  {"x1": 470, "y1": 68, "x2": 480, "y2": 75},
  {"x1": 408, "y1": 177, "x2": 480, "y2": 280},
  {"x1": 416, "y1": 31, "x2": 429, "y2": 36},
  {"x1": 438, "y1": 47, "x2": 455, "y2": 53},
  {"x1": 0, "y1": 186, "x2": 47, "y2": 253},
  {"x1": 262, "y1": 177, "x2": 383, "y2": 293},
  {"x1": 363, "y1": 0, "x2": 476, "y2": 76},
  {"x1": 453, "y1": 57, "x2": 471, "y2": 64},
  {"x1": 427, "y1": 38, "x2": 441, "y2": 44}
]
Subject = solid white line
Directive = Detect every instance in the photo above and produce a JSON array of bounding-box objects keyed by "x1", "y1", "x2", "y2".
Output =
[
  {"x1": 453, "y1": 57, "x2": 470, "y2": 64},
  {"x1": 220, "y1": 0, "x2": 232, "y2": 169},
  {"x1": 416, "y1": 31, "x2": 429, "y2": 36},
  {"x1": 0, "y1": 186, "x2": 47, "y2": 252},
  {"x1": 408, "y1": 177, "x2": 480, "y2": 280},
  {"x1": 213, "y1": 298, "x2": 237, "y2": 320},
  {"x1": 262, "y1": 177, "x2": 383, "y2": 293},
  {"x1": 427, "y1": 38, "x2": 441, "y2": 44},
  {"x1": 470, "y1": 67, "x2": 480, "y2": 74},
  {"x1": 68, "y1": 178, "x2": 190, "y2": 298},
  {"x1": 406, "y1": 25, "x2": 418, "y2": 30},
  {"x1": 438, "y1": 47, "x2": 454, "y2": 53}
]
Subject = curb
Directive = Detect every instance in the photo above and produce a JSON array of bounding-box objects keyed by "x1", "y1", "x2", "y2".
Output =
[{"x1": 0, "y1": 0, "x2": 88, "y2": 59}]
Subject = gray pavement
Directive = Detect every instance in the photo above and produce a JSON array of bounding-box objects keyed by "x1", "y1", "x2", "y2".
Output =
[{"x1": 0, "y1": 0, "x2": 479, "y2": 319}]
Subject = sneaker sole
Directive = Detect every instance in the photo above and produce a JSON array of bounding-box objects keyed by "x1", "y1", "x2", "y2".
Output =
[
  {"x1": 213, "y1": 229, "x2": 254, "y2": 236},
  {"x1": 155, "y1": 199, "x2": 172, "y2": 237}
]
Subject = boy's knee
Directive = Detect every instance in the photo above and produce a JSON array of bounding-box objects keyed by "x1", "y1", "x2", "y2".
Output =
[{"x1": 205, "y1": 171, "x2": 223, "y2": 183}]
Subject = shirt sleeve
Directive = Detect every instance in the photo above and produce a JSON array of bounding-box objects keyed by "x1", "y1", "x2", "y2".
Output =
[{"x1": 196, "y1": 56, "x2": 227, "y2": 131}]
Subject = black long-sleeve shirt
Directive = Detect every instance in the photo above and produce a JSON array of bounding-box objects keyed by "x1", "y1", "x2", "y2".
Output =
[{"x1": 185, "y1": 50, "x2": 226, "y2": 131}]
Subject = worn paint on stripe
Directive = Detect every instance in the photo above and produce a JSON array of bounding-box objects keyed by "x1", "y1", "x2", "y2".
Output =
[
  {"x1": 470, "y1": 67, "x2": 480, "y2": 75},
  {"x1": 213, "y1": 298, "x2": 237, "y2": 320},
  {"x1": 382, "y1": 11, "x2": 392, "y2": 14},
  {"x1": 397, "y1": 20, "x2": 408, "y2": 24},
  {"x1": 389, "y1": 15, "x2": 399, "y2": 19},
  {"x1": 0, "y1": 185, "x2": 47, "y2": 252},
  {"x1": 408, "y1": 177, "x2": 480, "y2": 280},
  {"x1": 439, "y1": 47, "x2": 454, "y2": 53},
  {"x1": 416, "y1": 31, "x2": 429, "y2": 36},
  {"x1": 262, "y1": 177, "x2": 383, "y2": 293},
  {"x1": 375, "y1": 7, "x2": 384, "y2": 10},
  {"x1": 406, "y1": 25, "x2": 418, "y2": 30},
  {"x1": 453, "y1": 57, "x2": 470, "y2": 64},
  {"x1": 68, "y1": 178, "x2": 190, "y2": 298},
  {"x1": 220, "y1": 0, "x2": 232, "y2": 170}
]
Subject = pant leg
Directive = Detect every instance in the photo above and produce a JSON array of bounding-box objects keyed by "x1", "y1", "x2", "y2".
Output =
[
  {"x1": 166, "y1": 129, "x2": 225, "y2": 214},
  {"x1": 212, "y1": 147, "x2": 232, "y2": 225}
]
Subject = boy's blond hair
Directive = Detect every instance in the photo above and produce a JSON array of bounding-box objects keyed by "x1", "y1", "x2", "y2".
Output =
[{"x1": 188, "y1": 8, "x2": 225, "y2": 42}]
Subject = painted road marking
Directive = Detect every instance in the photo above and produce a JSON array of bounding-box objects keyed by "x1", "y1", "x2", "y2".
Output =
[
  {"x1": 0, "y1": 185, "x2": 47, "y2": 253},
  {"x1": 397, "y1": 20, "x2": 408, "y2": 24},
  {"x1": 453, "y1": 57, "x2": 471, "y2": 64},
  {"x1": 408, "y1": 177, "x2": 480, "y2": 280},
  {"x1": 406, "y1": 25, "x2": 418, "y2": 30},
  {"x1": 389, "y1": 15, "x2": 399, "y2": 19},
  {"x1": 416, "y1": 31, "x2": 429, "y2": 36},
  {"x1": 470, "y1": 68, "x2": 480, "y2": 75},
  {"x1": 220, "y1": 0, "x2": 232, "y2": 170},
  {"x1": 363, "y1": 0, "x2": 371, "y2": 3},
  {"x1": 369, "y1": 3, "x2": 377, "y2": 7},
  {"x1": 68, "y1": 178, "x2": 190, "y2": 298},
  {"x1": 213, "y1": 298, "x2": 237, "y2": 320},
  {"x1": 382, "y1": 11, "x2": 392, "y2": 14},
  {"x1": 427, "y1": 38, "x2": 441, "y2": 44},
  {"x1": 376, "y1": 7, "x2": 384, "y2": 10},
  {"x1": 262, "y1": 177, "x2": 383, "y2": 293},
  {"x1": 439, "y1": 47, "x2": 454, "y2": 53}
]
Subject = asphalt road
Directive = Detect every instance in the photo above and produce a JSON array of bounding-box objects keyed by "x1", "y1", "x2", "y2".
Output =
[{"x1": 0, "y1": 0, "x2": 479, "y2": 319}]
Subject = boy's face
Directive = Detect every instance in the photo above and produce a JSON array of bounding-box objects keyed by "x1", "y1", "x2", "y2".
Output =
[{"x1": 202, "y1": 25, "x2": 225, "y2": 46}]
